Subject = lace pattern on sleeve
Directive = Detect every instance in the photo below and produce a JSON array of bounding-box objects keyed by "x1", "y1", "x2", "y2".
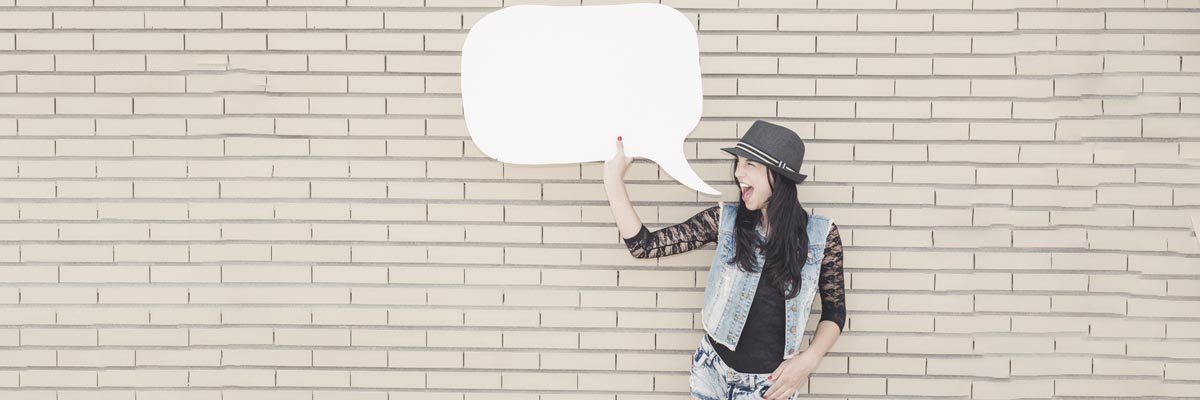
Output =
[
  {"x1": 818, "y1": 222, "x2": 846, "y2": 332},
  {"x1": 622, "y1": 206, "x2": 720, "y2": 259}
]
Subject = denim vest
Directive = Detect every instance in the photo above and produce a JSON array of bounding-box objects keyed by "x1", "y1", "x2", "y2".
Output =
[{"x1": 701, "y1": 201, "x2": 832, "y2": 360}]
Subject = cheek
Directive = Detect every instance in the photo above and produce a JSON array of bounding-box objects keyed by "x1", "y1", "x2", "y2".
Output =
[{"x1": 756, "y1": 180, "x2": 772, "y2": 197}]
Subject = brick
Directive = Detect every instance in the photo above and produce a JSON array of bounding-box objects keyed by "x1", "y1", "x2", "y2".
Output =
[
  {"x1": 735, "y1": 34, "x2": 813, "y2": 53},
  {"x1": 902, "y1": 163, "x2": 974, "y2": 184},
  {"x1": 928, "y1": 357, "x2": 1010, "y2": 378},
  {"x1": 0, "y1": 12, "x2": 52, "y2": 29},
  {"x1": 889, "y1": 377, "x2": 970, "y2": 396},
  {"x1": 1019, "y1": 11, "x2": 1103, "y2": 29},
  {"x1": 17, "y1": 33, "x2": 91, "y2": 51},
  {"x1": 809, "y1": 376, "x2": 886, "y2": 395},
  {"x1": 54, "y1": 11, "x2": 143, "y2": 29},
  {"x1": 1146, "y1": 34, "x2": 1200, "y2": 52},
  {"x1": 1107, "y1": 12, "x2": 1200, "y2": 29},
  {"x1": 223, "y1": 12, "x2": 305, "y2": 29},
  {"x1": 931, "y1": 314, "x2": 1008, "y2": 333},
  {"x1": 860, "y1": 57, "x2": 932, "y2": 76},
  {"x1": 227, "y1": 54, "x2": 307, "y2": 72},
  {"x1": 145, "y1": 11, "x2": 220, "y2": 28},
  {"x1": 1017, "y1": 55, "x2": 1103, "y2": 75},
  {"x1": 187, "y1": 33, "x2": 266, "y2": 51},
  {"x1": 384, "y1": 11, "x2": 461, "y2": 29},
  {"x1": 58, "y1": 56, "x2": 146, "y2": 75},
  {"x1": 190, "y1": 369, "x2": 275, "y2": 387},
  {"x1": 971, "y1": 34, "x2": 1054, "y2": 54},
  {"x1": 860, "y1": 100, "x2": 933, "y2": 119},
  {"x1": 860, "y1": 13, "x2": 932, "y2": 31},
  {"x1": 779, "y1": 13, "x2": 855, "y2": 31},
  {"x1": 1108, "y1": 55, "x2": 1181, "y2": 73},
  {"x1": 934, "y1": 13, "x2": 1015, "y2": 32},
  {"x1": 1059, "y1": 33, "x2": 1142, "y2": 51},
  {"x1": 898, "y1": 35, "x2": 970, "y2": 53},
  {"x1": 270, "y1": 33, "x2": 346, "y2": 51},
  {"x1": 818, "y1": 35, "x2": 894, "y2": 53},
  {"x1": 308, "y1": 11, "x2": 381, "y2": 28},
  {"x1": 95, "y1": 33, "x2": 182, "y2": 51}
]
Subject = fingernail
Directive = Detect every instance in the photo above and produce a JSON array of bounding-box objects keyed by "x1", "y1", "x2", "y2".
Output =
[
  {"x1": 767, "y1": 375, "x2": 773, "y2": 381},
  {"x1": 618, "y1": 136, "x2": 622, "y2": 141}
]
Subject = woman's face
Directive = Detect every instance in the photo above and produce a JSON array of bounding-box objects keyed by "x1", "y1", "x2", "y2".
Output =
[{"x1": 734, "y1": 155, "x2": 773, "y2": 211}]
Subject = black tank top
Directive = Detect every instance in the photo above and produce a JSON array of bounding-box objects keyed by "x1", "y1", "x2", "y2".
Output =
[{"x1": 706, "y1": 265, "x2": 786, "y2": 374}]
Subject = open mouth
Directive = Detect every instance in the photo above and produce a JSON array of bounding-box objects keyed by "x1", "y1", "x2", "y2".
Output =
[{"x1": 740, "y1": 183, "x2": 754, "y2": 202}]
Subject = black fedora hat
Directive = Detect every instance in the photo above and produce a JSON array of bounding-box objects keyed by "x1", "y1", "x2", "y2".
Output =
[{"x1": 720, "y1": 120, "x2": 808, "y2": 184}]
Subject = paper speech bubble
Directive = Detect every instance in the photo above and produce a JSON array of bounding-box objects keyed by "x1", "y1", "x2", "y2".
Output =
[{"x1": 461, "y1": 4, "x2": 718, "y2": 195}]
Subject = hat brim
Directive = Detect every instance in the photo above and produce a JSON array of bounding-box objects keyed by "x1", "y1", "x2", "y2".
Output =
[{"x1": 721, "y1": 146, "x2": 808, "y2": 184}]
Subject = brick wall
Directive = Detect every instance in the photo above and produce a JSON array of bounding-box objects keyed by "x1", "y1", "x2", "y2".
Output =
[{"x1": 1, "y1": 0, "x2": 1198, "y2": 399}]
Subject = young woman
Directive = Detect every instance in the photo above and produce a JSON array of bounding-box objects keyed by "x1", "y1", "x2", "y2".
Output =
[{"x1": 602, "y1": 120, "x2": 845, "y2": 400}]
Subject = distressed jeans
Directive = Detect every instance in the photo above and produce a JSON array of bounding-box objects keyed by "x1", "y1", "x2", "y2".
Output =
[{"x1": 689, "y1": 335, "x2": 801, "y2": 400}]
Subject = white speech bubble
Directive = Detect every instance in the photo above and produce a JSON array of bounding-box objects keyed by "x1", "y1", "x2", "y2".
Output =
[{"x1": 461, "y1": 4, "x2": 718, "y2": 196}]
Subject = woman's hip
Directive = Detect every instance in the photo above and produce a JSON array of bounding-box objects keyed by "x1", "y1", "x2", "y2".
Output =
[{"x1": 689, "y1": 335, "x2": 796, "y2": 400}]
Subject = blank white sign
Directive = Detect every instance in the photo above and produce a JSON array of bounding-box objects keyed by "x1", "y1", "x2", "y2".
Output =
[{"x1": 461, "y1": 3, "x2": 718, "y2": 195}]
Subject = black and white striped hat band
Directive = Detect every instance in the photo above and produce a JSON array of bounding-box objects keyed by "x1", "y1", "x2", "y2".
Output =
[{"x1": 735, "y1": 141, "x2": 797, "y2": 173}]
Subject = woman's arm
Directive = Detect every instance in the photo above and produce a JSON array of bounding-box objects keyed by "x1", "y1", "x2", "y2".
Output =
[
  {"x1": 808, "y1": 222, "x2": 846, "y2": 359},
  {"x1": 622, "y1": 206, "x2": 719, "y2": 259},
  {"x1": 603, "y1": 136, "x2": 719, "y2": 259},
  {"x1": 603, "y1": 136, "x2": 643, "y2": 240},
  {"x1": 764, "y1": 222, "x2": 845, "y2": 400}
]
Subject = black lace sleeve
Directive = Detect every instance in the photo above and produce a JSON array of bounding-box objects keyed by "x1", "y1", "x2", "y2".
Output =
[
  {"x1": 622, "y1": 205, "x2": 720, "y2": 259},
  {"x1": 819, "y1": 222, "x2": 846, "y2": 332}
]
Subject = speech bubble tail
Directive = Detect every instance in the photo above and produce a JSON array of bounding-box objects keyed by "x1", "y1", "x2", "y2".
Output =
[{"x1": 654, "y1": 151, "x2": 721, "y2": 196}]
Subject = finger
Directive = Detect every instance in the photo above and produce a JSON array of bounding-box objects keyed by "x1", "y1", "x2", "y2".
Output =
[
  {"x1": 766, "y1": 364, "x2": 785, "y2": 384},
  {"x1": 769, "y1": 385, "x2": 793, "y2": 400},
  {"x1": 762, "y1": 366, "x2": 790, "y2": 399},
  {"x1": 762, "y1": 381, "x2": 782, "y2": 398}
]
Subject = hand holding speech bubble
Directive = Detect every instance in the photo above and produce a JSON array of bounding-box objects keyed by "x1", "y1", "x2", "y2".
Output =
[{"x1": 461, "y1": 4, "x2": 720, "y2": 196}]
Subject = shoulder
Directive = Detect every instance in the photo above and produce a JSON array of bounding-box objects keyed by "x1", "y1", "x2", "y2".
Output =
[
  {"x1": 697, "y1": 205, "x2": 720, "y2": 219},
  {"x1": 808, "y1": 212, "x2": 833, "y2": 228},
  {"x1": 718, "y1": 202, "x2": 738, "y2": 221},
  {"x1": 691, "y1": 205, "x2": 720, "y2": 226},
  {"x1": 806, "y1": 212, "x2": 837, "y2": 239},
  {"x1": 720, "y1": 202, "x2": 738, "y2": 213}
]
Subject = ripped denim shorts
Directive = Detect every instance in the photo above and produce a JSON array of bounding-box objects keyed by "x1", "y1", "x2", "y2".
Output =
[{"x1": 689, "y1": 335, "x2": 801, "y2": 400}]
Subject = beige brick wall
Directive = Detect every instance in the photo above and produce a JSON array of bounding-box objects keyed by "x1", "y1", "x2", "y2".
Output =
[{"x1": 0, "y1": 0, "x2": 1198, "y2": 398}]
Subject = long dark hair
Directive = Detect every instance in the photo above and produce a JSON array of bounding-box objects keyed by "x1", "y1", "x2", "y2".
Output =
[{"x1": 722, "y1": 158, "x2": 812, "y2": 299}]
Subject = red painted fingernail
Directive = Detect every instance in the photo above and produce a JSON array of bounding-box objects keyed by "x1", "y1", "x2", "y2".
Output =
[
  {"x1": 618, "y1": 136, "x2": 622, "y2": 141},
  {"x1": 768, "y1": 375, "x2": 774, "y2": 381}
]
